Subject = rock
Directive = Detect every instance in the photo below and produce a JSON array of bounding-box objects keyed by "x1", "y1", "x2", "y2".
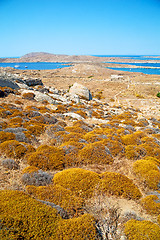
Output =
[
  {"x1": 70, "y1": 94, "x2": 80, "y2": 104},
  {"x1": 34, "y1": 91, "x2": 57, "y2": 104},
  {"x1": 0, "y1": 90, "x2": 5, "y2": 98},
  {"x1": 16, "y1": 82, "x2": 30, "y2": 89},
  {"x1": 23, "y1": 78, "x2": 43, "y2": 86},
  {"x1": 0, "y1": 79, "x2": 19, "y2": 89},
  {"x1": 63, "y1": 112, "x2": 85, "y2": 120},
  {"x1": 69, "y1": 83, "x2": 92, "y2": 101},
  {"x1": 20, "y1": 90, "x2": 57, "y2": 104}
]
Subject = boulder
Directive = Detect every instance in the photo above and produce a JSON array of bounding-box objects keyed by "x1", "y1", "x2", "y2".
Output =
[
  {"x1": 69, "y1": 83, "x2": 92, "y2": 101},
  {"x1": 0, "y1": 79, "x2": 19, "y2": 89},
  {"x1": 20, "y1": 90, "x2": 57, "y2": 104}
]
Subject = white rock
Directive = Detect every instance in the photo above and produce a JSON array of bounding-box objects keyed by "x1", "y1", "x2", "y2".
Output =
[
  {"x1": 69, "y1": 83, "x2": 92, "y2": 101},
  {"x1": 63, "y1": 112, "x2": 84, "y2": 120},
  {"x1": 20, "y1": 90, "x2": 57, "y2": 104}
]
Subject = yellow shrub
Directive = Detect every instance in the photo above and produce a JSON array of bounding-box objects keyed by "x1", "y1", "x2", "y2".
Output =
[
  {"x1": 22, "y1": 92, "x2": 35, "y2": 100},
  {"x1": 76, "y1": 110, "x2": 87, "y2": 119},
  {"x1": 124, "y1": 219, "x2": 160, "y2": 240},
  {"x1": 125, "y1": 145, "x2": 146, "y2": 160},
  {"x1": 27, "y1": 145, "x2": 65, "y2": 170},
  {"x1": 0, "y1": 131, "x2": 15, "y2": 143},
  {"x1": 141, "y1": 195, "x2": 160, "y2": 215},
  {"x1": 22, "y1": 166, "x2": 40, "y2": 174},
  {"x1": 65, "y1": 126, "x2": 87, "y2": 134},
  {"x1": 100, "y1": 172, "x2": 142, "y2": 200},
  {"x1": 133, "y1": 159, "x2": 160, "y2": 189},
  {"x1": 79, "y1": 142, "x2": 113, "y2": 165},
  {"x1": 26, "y1": 124, "x2": 45, "y2": 136},
  {"x1": 26, "y1": 184, "x2": 84, "y2": 217},
  {"x1": 53, "y1": 168, "x2": 101, "y2": 198},
  {"x1": 100, "y1": 139, "x2": 124, "y2": 157},
  {"x1": 60, "y1": 141, "x2": 85, "y2": 167},
  {"x1": 83, "y1": 131, "x2": 104, "y2": 143},
  {"x1": 56, "y1": 214, "x2": 97, "y2": 240},
  {"x1": 0, "y1": 190, "x2": 60, "y2": 240},
  {"x1": 0, "y1": 140, "x2": 35, "y2": 159}
]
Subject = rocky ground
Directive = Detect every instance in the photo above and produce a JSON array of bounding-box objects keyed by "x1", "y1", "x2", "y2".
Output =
[{"x1": 0, "y1": 58, "x2": 160, "y2": 239}]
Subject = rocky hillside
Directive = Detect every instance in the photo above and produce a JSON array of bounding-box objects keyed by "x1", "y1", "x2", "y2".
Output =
[{"x1": 0, "y1": 68, "x2": 160, "y2": 239}]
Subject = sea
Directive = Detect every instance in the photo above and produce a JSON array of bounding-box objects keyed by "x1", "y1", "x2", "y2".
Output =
[
  {"x1": 94, "y1": 55, "x2": 160, "y2": 75},
  {"x1": 0, "y1": 55, "x2": 160, "y2": 74},
  {"x1": 0, "y1": 62, "x2": 72, "y2": 70}
]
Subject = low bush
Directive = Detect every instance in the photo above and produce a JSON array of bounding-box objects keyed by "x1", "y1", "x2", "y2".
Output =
[
  {"x1": 100, "y1": 172, "x2": 142, "y2": 200},
  {"x1": 133, "y1": 159, "x2": 160, "y2": 189},
  {"x1": 22, "y1": 92, "x2": 35, "y2": 100},
  {"x1": 21, "y1": 169, "x2": 53, "y2": 186},
  {"x1": 2, "y1": 159, "x2": 19, "y2": 170},
  {"x1": 124, "y1": 219, "x2": 160, "y2": 240},
  {"x1": 0, "y1": 190, "x2": 60, "y2": 240},
  {"x1": 140, "y1": 195, "x2": 160, "y2": 215},
  {"x1": 0, "y1": 140, "x2": 35, "y2": 159},
  {"x1": 53, "y1": 168, "x2": 101, "y2": 198},
  {"x1": 79, "y1": 142, "x2": 113, "y2": 165},
  {"x1": 125, "y1": 145, "x2": 146, "y2": 160},
  {"x1": 27, "y1": 145, "x2": 65, "y2": 170},
  {"x1": 26, "y1": 184, "x2": 84, "y2": 217},
  {"x1": 56, "y1": 214, "x2": 97, "y2": 240},
  {"x1": 0, "y1": 131, "x2": 15, "y2": 143}
]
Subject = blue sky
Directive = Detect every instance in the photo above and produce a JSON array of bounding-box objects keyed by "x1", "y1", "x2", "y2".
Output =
[{"x1": 0, "y1": 0, "x2": 160, "y2": 57}]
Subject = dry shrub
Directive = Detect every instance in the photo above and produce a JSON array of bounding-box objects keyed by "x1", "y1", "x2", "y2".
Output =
[
  {"x1": 100, "y1": 138, "x2": 124, "y2": 157},
  {"x1": 0, "y1": 131, "x2": 15, "y2": 143},
  {"x1": 27, "y1": 145, "x2": 65, "y2": 170},
  {"x1": 21, "y1": 169, "x2": 53, "y2": 186},
  {"x1": 125, "y1": 145, "x2": 146, "y2": 160},
  {"x1": 26, "y1": 184, "x2": 84, "y2": 217},
  {"x1": 2, "y1": 159, "x2": 19, "y2": 170},
  {"x1": 53, "y1": 168, "x2": 101, "y2": 198},
  {"x1": 0, "y1": 140, "x2": 35, "y2": 159},
  {"x1": 56, "y1": 214, "x2": 97, "y2": 240},
  {"x1": 121, "y1": 131, "x2": 145, "y2": 145},
  {"x1": 100, "y1": 172, "x2": 142, "y2": 200},
  {"x1": 141, "y1": 195, "x2": 160, "y2": 215},
  {"x1": 133, "y1": 159, "x2": 160, "y2": 189},
  {"x1": 79, "y1": 142, "x2": 113, "y2": 165},
  {"x1": 26, "y1": 124, "x2": 45, "y2": 136},
  {"x1": 22, "y1": 92, "x2": 35, "y2": 100},
  {"x1": 0, "y1": 190, "x2": 60, "y2": 240},
  {"x1": 64, "y1": 126, "x2": 87, "y2": 134},
  {"x1": 124, "y1": 219, "x2": 160, "y2": 240}
]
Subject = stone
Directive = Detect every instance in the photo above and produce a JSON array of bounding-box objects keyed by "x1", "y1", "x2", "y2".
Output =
[
  {"x1": 69, "y1": 83, "x2": 92, "y2": 101},
  {"x1": 20, "y1": 90, "x2": 57, "y2": 104},
  {"x1": 63, "y1": 112, "x2": 85, "y2": 120}
]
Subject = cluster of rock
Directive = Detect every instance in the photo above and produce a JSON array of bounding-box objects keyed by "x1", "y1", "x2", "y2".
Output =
[
  {"x1": 0, "y1": 70, "x2": 43, "y2": 90},
  {"x1": 20, "y1": 82, "x2": 92, "y2": 107}
]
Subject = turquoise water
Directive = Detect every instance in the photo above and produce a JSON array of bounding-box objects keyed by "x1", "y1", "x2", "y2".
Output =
[
  {"x1": 105, "y1": 62, "x2": 160, "y2": 68},
  {"x1": 97, "y1": 55, "x2": 160, "y2": 75},
  {"x1": 107, "y1": 67, "x2": 160, "y2": 75},
  {"x1": 0, "y1": 62, "x2": 71, "y2": 70},
  {"x1": 94, "y1": 55, "x2": 160, "y2": 60}
]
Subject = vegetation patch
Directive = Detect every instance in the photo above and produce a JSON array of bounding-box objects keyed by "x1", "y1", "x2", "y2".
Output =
[
  {"x1": 27, "y1": 145, "x2": 65, "y2": 170},
  {"x1": 133, "y1": 159, "x2": 160, "y2": 189},
  {"x1": 0, "y1": 140, "x2": 35, "y2": 159},
  {"x1": 53, "y1": 168, "x2": 101, "y2": 198},
  {"x1": 141, "y1": 195, "x2": 160, "y2": 215},
  {"x1": 100, "y1": 172, "x2": 142, "y2": 200},
  {"x1": 79, "y1": 142, "x2": 113, "y2": 165},
  {"x1": 26, "y1": 184, "x2": 84, "y2": 217},
  {"x1": 124, "y1": 219, "x2": 160, "y2": 240}
]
